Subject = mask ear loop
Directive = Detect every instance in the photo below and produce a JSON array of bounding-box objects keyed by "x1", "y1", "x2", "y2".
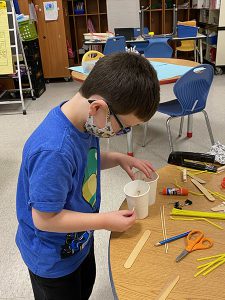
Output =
[{"x1": 91, "y1": 100, "x2": 111, "y2": 128}]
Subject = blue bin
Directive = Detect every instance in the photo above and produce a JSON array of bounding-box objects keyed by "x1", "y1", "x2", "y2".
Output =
[
  {"x1": 207, "y1": 35, "x2": 217, "y2": 45},
  {"x1": 177, "y1": 25, "x2": 198, "y2": 38}
]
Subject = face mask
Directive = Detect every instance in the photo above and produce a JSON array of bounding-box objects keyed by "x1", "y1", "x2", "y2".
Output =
[{"x1": 84, "y1": 109, "x2": 116, "y2": 138}]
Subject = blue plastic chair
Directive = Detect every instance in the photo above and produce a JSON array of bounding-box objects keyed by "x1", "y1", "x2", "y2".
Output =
[
  {"x1": 143, "y1": 64, "x2": 215, "y2": 152},
  {"x1": 133, "y1": 27, "x2": 149, "y2": 38},
  {"x1": 142, "y1": 37, "x2": 173, "y2": 58},
  {"x1": 103, "y1": 36, "x2": 126, "y2": 55}
]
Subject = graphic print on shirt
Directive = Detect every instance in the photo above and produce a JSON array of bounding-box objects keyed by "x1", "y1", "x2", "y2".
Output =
[
  {"x1": 61, "y1": 231, "x2": 93, "y2": 259},
  {"x1": 82, "y1": 148, "x2": 97, "y2": 208},
  {"x1": 61, "y1": 148, "x2": 97, "y2": 259}
]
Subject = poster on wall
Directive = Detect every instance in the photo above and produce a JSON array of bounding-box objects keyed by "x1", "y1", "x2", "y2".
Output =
[
  {"x1": 43, "y1": 1, "x2": 58, "y2": 21},
  {"x1": 0, "y1": 1, "x2": 13, "y2": 75}
]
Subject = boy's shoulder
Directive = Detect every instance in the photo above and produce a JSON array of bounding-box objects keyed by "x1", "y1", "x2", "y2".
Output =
[
  {"x1": 23, "y1": 104, "x2": 98, "y2": 162},
  {"x1": 24, "y1": 105, "x2": 80, "y2": 158}
]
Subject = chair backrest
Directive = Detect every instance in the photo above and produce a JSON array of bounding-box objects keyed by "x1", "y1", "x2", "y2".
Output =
[
  {"x1": 173, "y1": 64, "x2": 214, "y2": 115},
  {"x1": 133, "y1": 27, "x2": 149, "y2": 37},
  {"x1": 176, "y1": 20, "x2": 196, "y2": 51},
  {"x1": 103, "y1": 36, "x2": 126, "y2": 55},
  {"x1": 143, "y1": 38, "x2": 173, "y2": 58},
  {"x1": 179, "y1": 40, "x2": 195, "y2": 51}
]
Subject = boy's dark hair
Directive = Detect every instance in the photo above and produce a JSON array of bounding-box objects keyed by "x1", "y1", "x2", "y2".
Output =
[{"x1": 79, "y1": 52, "x2": 160, "y2": 122}]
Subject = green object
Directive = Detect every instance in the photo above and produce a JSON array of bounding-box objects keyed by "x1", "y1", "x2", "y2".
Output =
[
  {"x1": 18, "y1": 20, "x2": 38, "y2": 41},
  {"x1": 166, "y1": 0, "x2": 173, "y2": 8},
  {"x1": 171, "y1": 208, "x2": 225, "y2": 220}
]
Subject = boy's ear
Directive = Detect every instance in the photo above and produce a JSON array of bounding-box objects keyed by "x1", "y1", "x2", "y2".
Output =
[{"x1": 88, "y1": 99, "x2": 108, "y2": 116}]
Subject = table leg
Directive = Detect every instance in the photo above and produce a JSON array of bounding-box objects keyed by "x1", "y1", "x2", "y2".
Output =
[
  {"x1": 194, "y1": 42, "x2": 197, "y2": 62},
  {"x1": 187, "y1": 115, "x2": 193, "y2": 138},
  {"x1": 199, "y1": 39, "x2": 203, "y2": 64},
  {"x1": 127, "y1": 128, "x2": 134, "y2": 156}
]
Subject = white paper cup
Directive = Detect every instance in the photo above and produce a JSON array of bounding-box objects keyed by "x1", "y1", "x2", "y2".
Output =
[
  {"x1": 124, "y1": 180, "x2": 150, "y2": 219},
  {"x1": 134, "y1": 171, "x2": 159, "y2": 205}
]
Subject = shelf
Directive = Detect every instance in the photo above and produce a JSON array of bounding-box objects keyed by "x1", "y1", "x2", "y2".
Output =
[
  {"x1": 69, "y1": 13, "x2": 99, "y2": 17},
  {"x1": 138, "y1": 1, "x2": 202, "y2": 35},
  {"x1": 67, "y1": 0, "x2": 108, "y2": 65},
  {"x1": 202, "y1": 41, "x2": 217, "y2": 48},
  {"x1": 151, "y1": 9, "x2": 162, "y2": 11},
  {"x1": 197, "y1": 8, "x2": 220, "y2": 10},
  {"x1": 199, "y1": 22, "x2": 218, "y2": 26}
]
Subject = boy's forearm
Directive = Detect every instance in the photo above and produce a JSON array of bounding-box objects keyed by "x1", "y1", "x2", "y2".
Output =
[
  {"x1": 100, "y1": 151, "x2": 123, "y2": 170},
  {"x1": 32, "y1": 208, "x2": 108, "y2": 233}
]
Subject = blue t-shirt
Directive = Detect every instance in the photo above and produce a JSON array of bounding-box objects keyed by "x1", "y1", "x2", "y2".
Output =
[{"x1": 16, "y1": 103, "x2": 101, "y2": 278}]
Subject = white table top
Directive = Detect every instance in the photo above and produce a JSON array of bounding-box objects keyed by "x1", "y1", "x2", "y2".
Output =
[{"x1": 84, "y1": 34, "x2": 206, "y2": 45}]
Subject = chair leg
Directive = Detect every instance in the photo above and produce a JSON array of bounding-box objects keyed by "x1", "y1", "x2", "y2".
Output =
[
  {"x1": 178, "y1": 117, "x2": 184, "y2": 137},
  {"x1": 202, "y1": 110, "x2": 215, "y2": 146},
  {"x1": 194, "y1": 43, "x2": 197, "y2": 62},
  {"x1": 175, "y1": 50, "x2": 177, "y2": 58},
  {"x1": 142, "y1": 122, "x2": 148, "y2": 147},
  {"x1": 166, "y1": 117, "x2": 174, "y2": 152}
]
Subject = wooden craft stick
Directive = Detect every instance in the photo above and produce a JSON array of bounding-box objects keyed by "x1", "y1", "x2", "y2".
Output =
[
  {"x1": 156, "y1": 275, "x2": 180, "y2": 300},
  {"x1": 160, "y1": 206, "x2": 168, "y2": 253},
  {"x1": 124, "y1": 230, "x2": 151, "y2": 269},
  {"x1": 163, "y1": 205, "x2": 168, "y2": 253},
  {"x1": 182, "y1": 168, "x2": 187, "y2": 182},
  {"x1": 191, "y1": 179, "x2": 215, "y2": 201},
  {"x1": 187, "y1": 172, "x2": 206, "y2": 184},
  {"x1": 217, "y1": 165, "x2": 225, "y2": 173}
]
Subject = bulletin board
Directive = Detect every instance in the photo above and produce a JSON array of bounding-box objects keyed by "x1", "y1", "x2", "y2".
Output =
[{"x1": 0, "y1": 1, "x2": 13, "y2": 75}]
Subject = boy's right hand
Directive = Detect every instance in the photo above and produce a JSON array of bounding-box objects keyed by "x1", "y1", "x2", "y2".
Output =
[{"x1": 103, "y1": 210, "x2": 136, "y2": 232}]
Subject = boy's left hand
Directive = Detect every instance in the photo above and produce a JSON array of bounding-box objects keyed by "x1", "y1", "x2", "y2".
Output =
[{"x1": 117, "y1": 154, "x2": 155, "y2": 180}]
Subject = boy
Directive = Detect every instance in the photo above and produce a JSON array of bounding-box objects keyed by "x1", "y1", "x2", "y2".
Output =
[{"x1": 16, "y1": 53, "x2": 160, "y2": 300}]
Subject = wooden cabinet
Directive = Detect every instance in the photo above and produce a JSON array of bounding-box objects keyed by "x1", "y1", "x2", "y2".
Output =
[
  {"x1": 140, "y1": 0, "x2": 200, "y2": 34},
  {"x1": 17, "y1": 0, "x2": 30, "y2": 15},
  {"x1": 33, "y1": 0, "x2": 70, "y2": 79},
  {"x1": 67, "y1": 0, "x2": 108, "y2": 64}
]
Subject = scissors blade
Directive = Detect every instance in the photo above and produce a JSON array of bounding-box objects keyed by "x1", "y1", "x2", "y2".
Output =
[{"x1": 176, "y1": 249, "x2": 189, "y2": 262}]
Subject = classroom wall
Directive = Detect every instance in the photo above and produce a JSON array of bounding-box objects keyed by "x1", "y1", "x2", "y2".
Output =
[{"x1": 106, "y1": 0, "x2": 140, "y2": 33}]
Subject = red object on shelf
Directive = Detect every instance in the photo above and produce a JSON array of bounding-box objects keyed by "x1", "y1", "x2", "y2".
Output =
[
  {"x1": 210, "y1": 48, "x2": 216, "y2": 63},
  {"x1": 187, "y1": 132, "x2": 193, "y2": 138}
]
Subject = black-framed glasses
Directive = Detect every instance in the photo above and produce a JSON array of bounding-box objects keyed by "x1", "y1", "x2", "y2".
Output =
[
  {"x1": 109, "y1": 109, "x2": 131, "y2": 136},
  {"x1": 88, "y1": 100, "x2": 131, "y2": 136}
]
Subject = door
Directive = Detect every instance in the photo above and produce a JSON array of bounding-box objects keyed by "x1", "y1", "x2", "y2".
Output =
[{"x1": 34, "y1": 0, "x2": 70, "y2": 78}]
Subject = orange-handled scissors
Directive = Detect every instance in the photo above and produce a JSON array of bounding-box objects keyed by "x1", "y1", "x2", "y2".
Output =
[{"x1": 176, "y1": 230, "x2": 213, "y2": 262}]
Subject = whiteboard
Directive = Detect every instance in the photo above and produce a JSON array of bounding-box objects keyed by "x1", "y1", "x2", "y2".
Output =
[{"x1": 106, "y1": 0, "x2": 140, "y2": 33}]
